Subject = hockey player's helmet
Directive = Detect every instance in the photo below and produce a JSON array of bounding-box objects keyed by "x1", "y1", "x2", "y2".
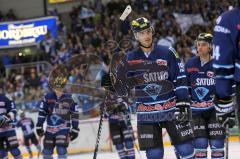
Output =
[
  {"x1": 196, "y1": 33, "x2": 213, "y2": 44},
  {"x1": 131, "y1": 17, "x2": 153, "y2": 33}
]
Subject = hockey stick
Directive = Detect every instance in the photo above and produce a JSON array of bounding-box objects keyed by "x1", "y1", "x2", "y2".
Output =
[
  {"x1": 93, "y1": 103, "x2": 106, "y2": 159},
  {"x1": 93, "y1": 5, "x2": 132, "y2": 159},
  {"x1": 37, "y1": 136, "x2": 42, "y2": 159},
  {"x1": 235, "y1": 84, "x2": 240, "y2": 141},
  {"x1": 225, "y1": 124, "x2": 229, "y2": 159}
]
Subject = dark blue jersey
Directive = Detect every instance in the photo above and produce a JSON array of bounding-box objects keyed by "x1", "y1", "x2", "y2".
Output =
[
  {"x1": 0, "y1": 94, "x2": 17, "y2": 135},
  {"x1": 17, "y1": 117, "x2": 35, "y2": 136},
  {"x1": 185, "y1": 56, "x2": 215, "y2": 113},
  {"x1": 117, "y1": 45, "x2": 189, "y2": 123},
  {"x1": 213, "y1": 8, "x2": 240, "y2": 98},
  {"x1": 36, "y1": 91, "x2": 79, "y2": 135}
]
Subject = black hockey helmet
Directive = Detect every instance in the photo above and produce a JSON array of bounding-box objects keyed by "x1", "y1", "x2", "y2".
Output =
[
  {"x1": 131, "y1": 17, "x2": 153, "y2": 33},
  {"x1": 195, "y1": 33, "x2": 213, "y2": 44}
]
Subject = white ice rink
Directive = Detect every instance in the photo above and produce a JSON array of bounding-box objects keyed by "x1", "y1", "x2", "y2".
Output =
[{"x1": 27, "y1": 141, "x2": 240, "y2": 159}]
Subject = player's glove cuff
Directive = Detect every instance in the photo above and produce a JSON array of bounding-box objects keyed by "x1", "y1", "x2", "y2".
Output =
[
  {"x1": 70, "y1": 128, "x2": 79, "y2": 141},
  {"x1": 214, "y1": 96, "x2": 235, "y2": 128},
  {"x1": 175, "y1": 99, "x2": 192, "y2": 121},
  {"x1": 36, "y1": 126, "x2": 44, "y2": 137}
]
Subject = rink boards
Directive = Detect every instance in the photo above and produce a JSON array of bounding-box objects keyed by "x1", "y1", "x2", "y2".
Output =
[{"x1": 8, "y1": 113, "x2": 240, "y2": 158}]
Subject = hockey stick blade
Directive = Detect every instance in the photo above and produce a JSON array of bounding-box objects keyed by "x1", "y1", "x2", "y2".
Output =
[{"x1": 120, "y1": 5, "x2": 132, "y2": 21}]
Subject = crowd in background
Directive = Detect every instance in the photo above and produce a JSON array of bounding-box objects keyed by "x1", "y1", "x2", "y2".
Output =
[
  {"x1": 0, "y1": 9, "x2": 17, "y2": 22},
  {"x1": 0, "y1": 0, "x2": 236, "y2": 109}
]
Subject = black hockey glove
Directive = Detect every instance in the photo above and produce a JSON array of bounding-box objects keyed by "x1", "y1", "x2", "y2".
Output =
[
  {"x1": 214, "y1": 96, "x2": 235, "y2": 128},
  {"x1": 70, "y1": 128, "x2": 79, "y2": 141},
  {"x1": 0, "y1": 115, "x2": 10, "y2": 127},
  {"x1": 36, "y1": 127, "x2": 44, "y2": 137},
  {"x1": 174, "y1": 100, "x2": 192, "y2": 121}
]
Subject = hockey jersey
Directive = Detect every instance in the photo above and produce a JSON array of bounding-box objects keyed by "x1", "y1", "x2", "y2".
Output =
[
  {"x1": 36, "y1": 92, "x2": 79, "y2": 135},
  {"x1": 0, "y1": 94, "x2": 17, "y2": 136},
  {"x1": 213, "y1": 7, "x2": 240, "y2": 98},
  {"x1": 17, "y1": 117, "x2": 35, "y2": 137},
  {"x1": 185, "y1": 56, "x2": 215, "y2": 113},
  {"x1": 116, "y1": 44, "x2": 189, "y2": 123}
]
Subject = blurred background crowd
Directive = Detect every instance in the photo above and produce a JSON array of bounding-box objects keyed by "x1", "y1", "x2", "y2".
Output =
[{"x1": 0, "y1": 0, "x2": 235, "y2": 110}]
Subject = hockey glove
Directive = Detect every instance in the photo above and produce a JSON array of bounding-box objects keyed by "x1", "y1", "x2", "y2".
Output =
[
  {"x1": 36, "y1": 127, "x2": 44, "y2": 137},
  {"x1": 214, "y1": 96, "x2": 235, "y2": 128},
  {"x1": 174, "y1": 100, "x2": 192, "y2": 121},
  {"x1": 0, "y1": 115, "x2": 10, "y2": 127},
  {"x1": 70, "y1": 128, "x2": 79, "y2": 141}
]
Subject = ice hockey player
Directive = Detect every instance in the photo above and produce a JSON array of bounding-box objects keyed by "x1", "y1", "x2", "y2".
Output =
[
  {"x1": 212, "y1": 0, "x2": 240, "y2": 130},
  {"x1": 112, "y1": 17, "x2": 194, "y2": 159},
  {"x1": 17, "y1": 112, "x2": 41, "y2": 158},
  {"x1": 106, "y1": 95, "x2": 135, "y2": 159},
  {"x1": 102, "y1": 73, "x2": 135, "y2": 159},
  {"x1": 0, "y1": 83, "x2": 22, "y2": 159},
  {"x1": 36, "y1": 86, "x2": 80, "y2": 159},
  {"x1": 185, "y1": 33, "x2": 226, "y2": 158}
]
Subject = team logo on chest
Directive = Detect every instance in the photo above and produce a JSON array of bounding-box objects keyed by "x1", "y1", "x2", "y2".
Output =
[
  {"x1": 143, "y1": 83, "x2": 162, "y2": 100},
  {"x1": 194, "y1": 87, "x2": 209, "y2": 101}
]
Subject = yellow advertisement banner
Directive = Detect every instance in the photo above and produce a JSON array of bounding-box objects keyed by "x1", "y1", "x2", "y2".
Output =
[{"x1": 48, "y1": 0, "x2": 72, "y2": 4}]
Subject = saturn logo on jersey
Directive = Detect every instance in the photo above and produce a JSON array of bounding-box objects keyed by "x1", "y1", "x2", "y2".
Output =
[
  {"x1": 196, "y1": 78, "x2": 215, "y2": 86},
  {"x1": 143, "y1": 71, "x2": 169, "y2": 83}
]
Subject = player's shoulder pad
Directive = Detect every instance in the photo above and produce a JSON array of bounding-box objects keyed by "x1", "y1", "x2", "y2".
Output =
[
  {"x1": 44, "y1": 92, "x2": 56, "y2": 100},
  {"x1": 215, "y1": 8, "x2": 239, "y2": 27},
  {"x1": 5, "y1": 94, "x2": 13, "y2": 101},
  {"x1": 185, "y1": 55, "x2": 198, "y2": 66},
  {"x1": 168, "y1": 46, "x2": 180, "y2": 59},
  {"x1": 71, "y1": 94, "x2": 79, "y2": 103}
]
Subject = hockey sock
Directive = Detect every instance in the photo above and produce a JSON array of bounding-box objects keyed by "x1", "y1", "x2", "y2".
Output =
[
  {"x1": 175, "y1": 141, "x2": 194, "y2": 159},
  {"x1": 194, "y1": 138, "x2": 208, "y2": 159},
  {"x1": 125, "y1": 141, "x2": 135, "y2": 159},
  {"x1": 57, "y1": 146, "x2": 67, "y2": 159},
  {"x1": 210, "y1": 139, "x2": 224, "y2": 159},
  {"x1": 146, "y1": 147, "x2": 164, "y2": 159},
  {"x1": 43, "y1": 148, "x2": 54, "y2": 159},
  {"x1": 9, "y1": 148, "x2": 22, "y2": 159},
  {"x1": 116, "y1": 143, "x2": 127, "y2": 159},
  {"x1": 0, "y1": 150, "x2": 7, "y2": 159}
]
